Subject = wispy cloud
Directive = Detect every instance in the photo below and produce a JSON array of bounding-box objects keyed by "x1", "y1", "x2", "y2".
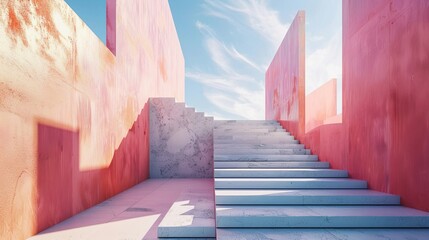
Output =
[
  {"x1": 306, "y1": 32, "x2": 342, "y2": 94},
  {"x1": 191, "y1": 1, "x2": 290, "y2": 119},
  {"x1": 186, "y1": 71, "x2": 265, "y2": 119},
  {"x1": 203, "y1": 0, "x2": 289, "y2": 47}
]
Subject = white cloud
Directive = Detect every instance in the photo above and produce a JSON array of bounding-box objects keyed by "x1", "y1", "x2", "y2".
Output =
[
  {"x1": 306, "y1": 32, "x2": 342, "y2": 94},
  {"x1": 186, "y1": 71, "x2": 265, "y2": 119},
  {"x1": 203, "y1": 0, "x2": 289, "y2": 47},
  {"x1": 191, "y1": 0, "x2": 291, "y2": 120}
]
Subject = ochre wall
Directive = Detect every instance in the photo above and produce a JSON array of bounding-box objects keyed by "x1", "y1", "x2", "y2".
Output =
[
  {"x1": 0, "y1": 0, "x2": 184, "y2": 238},
  {"x1": 266, "y1": 1, "x2": 429, "y2": 212},
  {"x1": 343, "y1": 0, "x2": 429, "y2": 211},
  {"x1": 265, "y1": 11, "x2": 305, "y2": 140}
]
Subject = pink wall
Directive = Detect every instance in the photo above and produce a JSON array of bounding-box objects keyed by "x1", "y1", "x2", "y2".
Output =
[
  {"x1": 266, "y1": 11, "x2": 305, "y2": 140},
  {"x1": 266, "y1": 1, "x2": 429, "y2": 212},
  {"x1": 0, "y1": 0, "x2": 184, "y2": 238},
  {"x1": 343, "y1": 0, "x2": 429, "y2": 211},
  {"x1": 305, "y1": 79, "x2": 338, "y2": 132}
]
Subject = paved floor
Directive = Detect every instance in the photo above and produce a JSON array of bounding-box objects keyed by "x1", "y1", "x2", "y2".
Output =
[{"x1": 28, "y1": 179, "x2": 215, "y2": 240}]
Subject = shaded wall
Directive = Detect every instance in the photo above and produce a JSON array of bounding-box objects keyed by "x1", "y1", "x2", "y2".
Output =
[
  {"x1": 149, "y1": 98, "x2": 214, "y2": 178},
  {"x1": 343, "y1": 0, "x2": 429, "y2": 211},
  {"x1": 305, "y1": 79, "x2": 338, "y2": 132},
  {"x1": 0, "y1": 0, "x2": 184, "y2": 238},
  {"x1": 265, "y1": 11, "x2": 305, "y2": 140}
]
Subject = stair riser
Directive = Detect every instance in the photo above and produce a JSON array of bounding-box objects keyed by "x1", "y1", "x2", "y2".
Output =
[
  {"x1": 215, "y1": 149, "x2": 310, "y2": 155},
  {"x1": 214, "y1": 162, "x2": 330, "y2": 169},
  {"x1": 214, "y1": 170, "x2": 348, "y2": 178},
  {"x1": 214, "y1": 155, "x2": 318, "y2": 161},
  {"x1": 215, "y1": 181, "x2": 367, "y2": 189},
  {"x1": 216, "y1": 216, "x2": 429, "y2": 228},
  {"x1": 215, "y1": 196, "x2": 400, "y2": 205},
  {"x1": 215, "y1": 140, "x2": 299, "y2": 144},
  {"x1": 214, "y1": 144, "x2": 305, "y2": 149},
  {"x1": 215, "y1": 129, "x2": 286, "y2": 133},
  {"x1": 215, "y1": 136, "x2": 295, "y2": 141},
  {"x1": 214, "y1": 132, "x2": 290, "y2": 137}
]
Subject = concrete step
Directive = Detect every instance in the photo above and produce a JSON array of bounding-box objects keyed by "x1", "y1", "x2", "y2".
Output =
[
  {"x1": 215, "y1": 189, "x2": 400, "y2": 205},
  {"x1": 215, "y1": 139, "x2": 299, "y2": 144},
  {"x1": 214, "y1": 135, "x2": 295, "y2": 142},
  {"x1": 214, "y1": 120, "x2": 279, "y2": 125},
  {"x1": 214, "y1": 169, "x2": 348, "y2": 178},
  {"x1": 214, "y1": 155, "x2": 318, "y2": 161},
  {"x1": 214, "y1": 143, "x2": 305, "y2": 149},
  {"x1": 214, "y1": 161, "x2": 330, "y2": 169},
  {"x1": 216, "y1": 228, "x2": 429, "y2": 240},
  {"x1": 158, "y1": 197, "x2": 215, "y2": 238},
  {"x1": 214, "y1": 178, "x2": 367, "y2": 189},
  {"x1": 215, "y1": 205, "x2": 429, "y2": 228},
  {"x1": 214, "y1": 132, "x2": 290, "y2": 137},
  {"x1": 215, "y1": 128, "x2": 286, "y2": 133},
  {"x1": 215, "y1": 148, "x2": 310, "y2": 155}
]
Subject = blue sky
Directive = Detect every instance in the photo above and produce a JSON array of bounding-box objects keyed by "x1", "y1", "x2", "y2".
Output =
[{"x1": 65, "y1": 0, "x2": 342, "y2": 120}]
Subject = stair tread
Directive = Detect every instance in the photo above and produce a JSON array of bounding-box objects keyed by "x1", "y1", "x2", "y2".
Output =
[
  {"x1": 216, "y1": 228, "x2": 429, "y2": 239},
  {"x1": 214, "y1": 161, "x2": 330, "y2": 169},
  {"x1": 215, "y1": 178, "x2": 367, "y2": 189},
  {"x1": 214, "y1": 169, "x2": 347, "y2": 178},
  {"x1": 216, "y1": 205, "x2": 429, "y2": 217},
  {"x1": 215, "y1": 189, "x2": 396, "y2": 196},
  {"x1": 215, "y1": 205, "x2": 429, "y2": 227}
]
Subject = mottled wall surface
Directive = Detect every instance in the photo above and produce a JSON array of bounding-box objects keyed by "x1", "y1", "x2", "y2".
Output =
[
  {"x1": 0, "y1": 0, "x2": 184, "y2": 238},
  {"x1": 266, "y1": 2, "x2": 429, "y2": 212},
  {"x1": 343, "y1": 0, "x2": 429, "y2": 211},
  {"x1": 265, "y1": 11, "x2": 305, "y2": 140},
  {"x1": 149, "y1": 98, "x2": 213, "y2": 178},
  {"x1": 305, "y1": 79, "x2": 338, "y2": 132}
]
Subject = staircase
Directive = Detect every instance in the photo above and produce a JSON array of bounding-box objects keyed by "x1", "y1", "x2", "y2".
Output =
[{"x1": 214, "y1": 120, "x2": 429, "y2": 238}]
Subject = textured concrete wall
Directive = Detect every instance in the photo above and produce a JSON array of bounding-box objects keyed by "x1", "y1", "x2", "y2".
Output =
[
  {"x1": 343, "y1": 0, "x2": 429, "y2": 211},
  {"x1": 305, "y1": 79, "x2": 338, "y2": 132},
  {"x1": 149, "y1": 98, "x2": 213, "y2": 178},
  {"x1": 265, "y1": 11, "x2": 305, "y2": 140},
  {"x1": 0, "y1": 0, "x2": 184, "y2": 238}
]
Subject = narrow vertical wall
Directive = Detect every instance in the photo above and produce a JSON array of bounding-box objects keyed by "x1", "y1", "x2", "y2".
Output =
[
  {"x1": 305, "y1": 79, "x2": 338, "y2": 132},
  {"x1": 0, "y1": 0, "x2": 184, "y2": 238},
  {"x1": 343, "y1": 0, "x2": 429, "y2": 211},
  {"x1": 265, "y1": 11, "x2": 305, "y2": 140},
  {"x1": 149, "y1": 98, "x2": 214, "y2": 178}
]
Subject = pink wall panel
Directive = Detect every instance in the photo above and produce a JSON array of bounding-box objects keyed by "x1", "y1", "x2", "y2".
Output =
[
  {"x1": 305, "y1": 79, "x2": 338, "y2": 132},
  {"x1": 267, "y1": 1, "x2": 429, "y2": 213},
  {"x1": 266, "y1": 11, "x2": 305, "y2": 140},
  {"x1": 343, "y1": 0, "x2": 429, "y2": 211},
  {"x1": 0, "y1": 0, "x2": 184, "y2": 238}
]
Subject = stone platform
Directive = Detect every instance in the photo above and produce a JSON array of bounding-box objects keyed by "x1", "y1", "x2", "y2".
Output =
[{"x1": 28, "y1": 179, "x2": 215, "y2": 240}]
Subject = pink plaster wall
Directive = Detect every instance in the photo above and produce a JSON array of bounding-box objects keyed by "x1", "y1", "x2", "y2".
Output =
[
  {"x1": 305, "y1": 79, "x2": 338, "y2": 132},
  {"x1": 265, "y1": 11, "x2": 305, "y2": 140},
  {"x1": 0, "y1": 0, "x2": 184, "y2": 238},
  {"x1": 266, "y1": 1, "x2": 429, "y2": 212},
  {"x1": 343, "y1": 0, "x2": 429, "y2": 211}
]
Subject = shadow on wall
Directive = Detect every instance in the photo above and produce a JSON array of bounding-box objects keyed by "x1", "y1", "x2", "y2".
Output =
[{"x1": 36, "y1": 103, "x2": 149, "y2": 233}]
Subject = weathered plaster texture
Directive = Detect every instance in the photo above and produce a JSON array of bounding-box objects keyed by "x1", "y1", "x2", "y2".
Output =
[
  {"x1": 343, "y1": 0, "x2": 429, "y2": 211},
  {"x1": 265, "y1": 11, "x2": 305, "y2": 140},
  {"x1": 0, "y1": 0, "x2": 184, "y2": 238},
  {"x1": 149, "y1": 98, "x2": 213, "y2": 178},
  {"x1": 266, "y1": 1, "x2": 429, "y2": 212}
]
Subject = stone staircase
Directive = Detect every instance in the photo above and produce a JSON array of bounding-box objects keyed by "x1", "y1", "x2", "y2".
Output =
[{"x1": 214, "y1": 120, "x2": 429, "y2": 238}]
